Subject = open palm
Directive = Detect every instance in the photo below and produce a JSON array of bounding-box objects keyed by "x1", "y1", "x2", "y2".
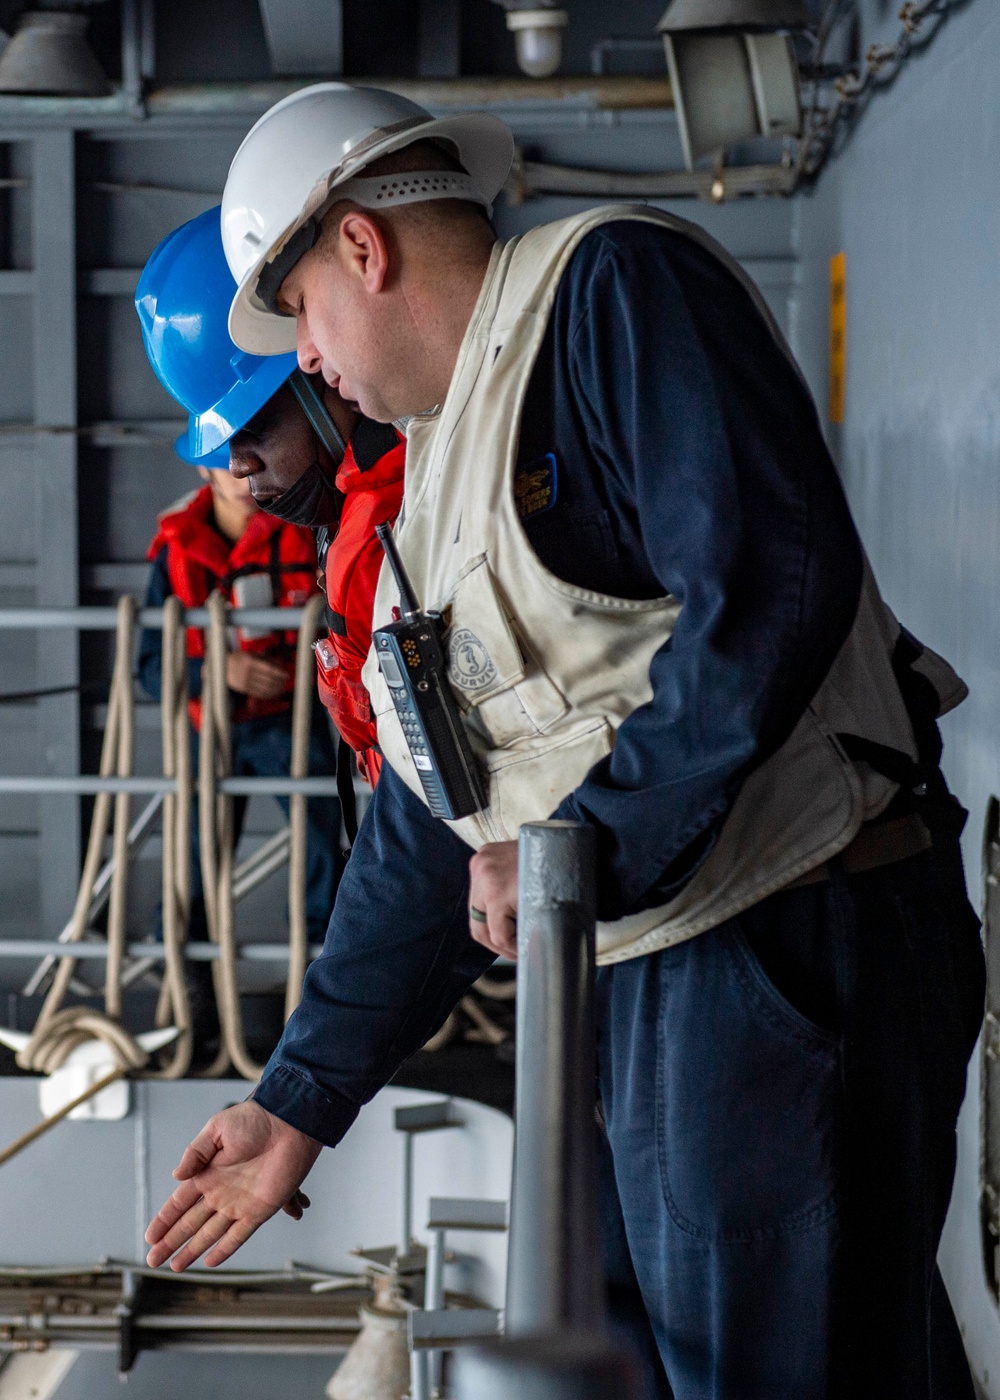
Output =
[{"x1": 145, "y1": 1099, "x2": 322, "y2": 1271}]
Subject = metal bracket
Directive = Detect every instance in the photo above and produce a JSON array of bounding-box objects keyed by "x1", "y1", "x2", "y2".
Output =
[{"x1": 409, "y1": 1307, "x2": 502, "y2": 1350}]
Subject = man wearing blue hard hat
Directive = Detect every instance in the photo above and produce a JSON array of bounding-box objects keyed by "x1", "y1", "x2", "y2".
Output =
[{"x1": 134, "y1": 207, "x2": 354, "y2": 978}]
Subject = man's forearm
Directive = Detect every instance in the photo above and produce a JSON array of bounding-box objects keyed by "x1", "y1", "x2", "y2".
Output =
[{"x1": 254, "y1": 763, "x2": 493, "y2": 1147}]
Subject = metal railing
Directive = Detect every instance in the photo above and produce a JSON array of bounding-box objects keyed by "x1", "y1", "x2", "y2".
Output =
[
  {"x1": 0, "y1": 605, "x2": 339, "y2": 800},
  {"x1": 454, "y1": 821, "x2": 643, "y2": 1399},
  {"x1": 0, "y1": 606, "x2": 306, "y2": 630}
]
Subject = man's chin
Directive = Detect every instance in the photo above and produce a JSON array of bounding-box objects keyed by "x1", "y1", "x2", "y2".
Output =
[{"x1": 352, "y1": 391, "x2": 397, "y2": 424}]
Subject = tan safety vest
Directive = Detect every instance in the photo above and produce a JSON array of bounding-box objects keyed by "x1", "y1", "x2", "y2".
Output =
[{"x1": 362, "y1": 205, "x2": 966, "y2": 965}]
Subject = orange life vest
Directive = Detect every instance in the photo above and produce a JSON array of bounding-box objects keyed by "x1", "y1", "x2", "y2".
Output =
[
  {"x1": 313, "y1": 431, "x2": 405, "y2": 787},
  {"x1": 147, "y1": 485, "x2": 318, "y2": 729}
]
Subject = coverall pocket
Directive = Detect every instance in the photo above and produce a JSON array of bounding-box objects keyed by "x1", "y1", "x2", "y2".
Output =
[{"x1": 656, "y1": 925, "x2": 841, "y2": 1243}]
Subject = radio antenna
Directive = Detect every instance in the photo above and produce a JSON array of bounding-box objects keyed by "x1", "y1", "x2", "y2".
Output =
[{"x1": 376, "y1": 522, "x2": 420, "y2": 619}]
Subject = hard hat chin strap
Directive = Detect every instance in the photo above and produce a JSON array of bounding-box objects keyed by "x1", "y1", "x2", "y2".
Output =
[{"x1": 289, "y1": 368, "x2": 347, "y2": 465}]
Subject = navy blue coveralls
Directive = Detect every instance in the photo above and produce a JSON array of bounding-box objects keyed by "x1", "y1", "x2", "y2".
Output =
[
  {"x1": 138, "y1": 549, "x2": 345, "y2": 943},
  {"x1": 253, "y1": 224, "x2": 985, "y2": 1400}
]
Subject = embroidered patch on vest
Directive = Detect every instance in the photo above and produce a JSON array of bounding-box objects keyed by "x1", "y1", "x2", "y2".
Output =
[
  {"x1": 514, "y1": 452, "x2": 558, "y2": 519},
  {"x1": 449, "y1": 628, "x2": 498, "y2": 692}
]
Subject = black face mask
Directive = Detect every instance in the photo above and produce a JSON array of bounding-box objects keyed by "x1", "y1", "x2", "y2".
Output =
[{"x1": 260, "y1": 460, "x2": 342, "y2": 529}]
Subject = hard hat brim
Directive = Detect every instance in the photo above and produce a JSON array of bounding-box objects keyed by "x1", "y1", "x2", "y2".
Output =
[
  {"x1": 174, "y1": 431, "x2": 231, "y2": 468},
  {"x1": 192, "y1": 348, "x2": 299, "y2": 453},
  {"x1": 227, "y1": 109, "x2": 514, "y2": 356}
]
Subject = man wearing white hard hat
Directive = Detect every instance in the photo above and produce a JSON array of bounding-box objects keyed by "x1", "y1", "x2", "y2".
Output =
[{"x1": 145, "y1": 82, "x2": 984, "y2": 1400}]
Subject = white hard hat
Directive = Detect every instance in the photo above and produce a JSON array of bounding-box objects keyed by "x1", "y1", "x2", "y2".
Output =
[{"x1": 222, "y1": 82, "x2": 514, "y2": 355}]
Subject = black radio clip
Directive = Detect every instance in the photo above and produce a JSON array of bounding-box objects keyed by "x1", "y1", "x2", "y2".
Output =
[{"x1": 373, "y1": 523, "x2": 488, "y2": 821}]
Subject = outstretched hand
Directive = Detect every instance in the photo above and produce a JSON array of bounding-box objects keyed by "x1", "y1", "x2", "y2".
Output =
[{"x1": 145, "y1": 1099, "x2": 322, "y2": 1272}]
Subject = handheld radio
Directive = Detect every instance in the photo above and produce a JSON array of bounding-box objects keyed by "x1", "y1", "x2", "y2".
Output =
[{"x1": 373, "y1": 523, "x2": 487, "y2": 821}]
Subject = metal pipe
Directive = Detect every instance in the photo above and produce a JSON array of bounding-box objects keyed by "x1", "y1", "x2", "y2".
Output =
[
  {"x1": 0, "y1": 940, "x2": 323, "y2": 962},
  {"x1": 410, "y1": 1348, "x2": 431, "y2": 1400},
  {"x1": 401, "y1": 1130, "x2": 414, "y2": 1259},
  {"x1": 0, "y1": 606, "x2": 306, "y2": 629},
  {"x1": 121, "y1": 0, "x2": 144, "y2": 114},
  {"x1": 231, "y1": 827, "x2": 291, "y2": 900},
  {"x1": 505, "y1": 820, "x2": 601, "y2": 1337},
  {"x1": 0, "y1": 776, "x2": 338, "y2": 795},
  {"x1": 142, "y1": 75, "x2": 673, "y2": 114},
  {"x1": 455, "y1": 823, "x2": 643, "y2": 1399},
  {"x1": 425, "y1": 1226, "x2": 446, "y2": 1394},
  {"x1": 514, "y1": 157, "x2": 798, "y2": 202}
]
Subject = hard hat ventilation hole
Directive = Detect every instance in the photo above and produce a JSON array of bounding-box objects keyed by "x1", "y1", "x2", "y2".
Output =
[{"x1": 334, "y1": 170, "x2": 490, "y2": 212}]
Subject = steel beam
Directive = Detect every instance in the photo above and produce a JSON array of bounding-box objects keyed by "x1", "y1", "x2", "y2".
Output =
[
  {"x1": 418, "y1": 0, "x2": 461, "y2": 78},
  {"x1": 31, "y1": 130, "x2": 80, "y2": 940},
  {"x1": 258, "y1": 0, "x2": 342, "y2": 76}
]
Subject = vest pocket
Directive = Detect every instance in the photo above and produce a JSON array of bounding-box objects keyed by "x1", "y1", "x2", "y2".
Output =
[
  {"x1": 485, "y1": 716, "x2": 613, "y2": 841},
  {"x1": 448, "y1": 554, "x2": 568, "y2": 746}
]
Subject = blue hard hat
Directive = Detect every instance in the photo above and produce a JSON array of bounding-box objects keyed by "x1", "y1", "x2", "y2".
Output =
[
  {"x1": 174, "y1": 417, "x2": 230, "y2": 467},
  {"x1": 135, "y1": 206, "x2": 298, "y2": 460}
]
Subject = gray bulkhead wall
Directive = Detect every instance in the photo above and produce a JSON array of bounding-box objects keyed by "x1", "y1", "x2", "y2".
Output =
[{"x1": 791, "y1": 0, "x2": 1000, "y2": 1389}]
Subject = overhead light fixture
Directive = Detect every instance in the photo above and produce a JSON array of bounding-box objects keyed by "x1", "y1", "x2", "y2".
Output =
[
  {"x1": 657, "y1": 0, "x2": 812, "y2": 31},
  {"x1": 0, "y1": 7, "x2": 111, "y2": 98},
  {"x1": 658, "y1": 0, "x2": 809, "y2": 170},
  {"x1": 491, "y1": 0, "x2": 569, "y2": 79}
]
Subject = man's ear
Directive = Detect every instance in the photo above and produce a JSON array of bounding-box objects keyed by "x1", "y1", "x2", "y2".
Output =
[
  {"x1": 338, "y1": 211, "x2": 390, "y2": 295},
  {"x1": 196, "y1": 466, "x2": 212, "y2": 484}
]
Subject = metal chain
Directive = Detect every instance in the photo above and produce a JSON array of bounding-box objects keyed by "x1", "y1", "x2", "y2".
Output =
[{"x1": 799, "y1": 0, "x2": 977, "y2": 180}]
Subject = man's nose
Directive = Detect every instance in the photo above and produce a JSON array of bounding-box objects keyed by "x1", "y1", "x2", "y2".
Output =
[
  {"x1": 228, "y1": 440, "x2": 259, "y2": 479},
  {"x1": 297, "y1": 316, "x2": 322, "y2": 376}
]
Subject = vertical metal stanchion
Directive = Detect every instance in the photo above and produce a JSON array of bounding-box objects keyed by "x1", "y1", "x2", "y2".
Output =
[
  {"x1": 401, "y1": 1128, "x2": 414, "y2": 1260},
  {"x1": 505, "y1": 820, "x2": 602, "y2": 1337},
  {"x1": 454, "y1": 820, "x2": 643, "y2": 1400},
  {"x1": 425, "y1": 1223, "x2": 445, "y2": 1394}
]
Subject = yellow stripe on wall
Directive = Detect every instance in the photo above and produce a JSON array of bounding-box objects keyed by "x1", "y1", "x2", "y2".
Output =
[{"x1": 829, "y1": 251, "x2": 846, "y2": 425}]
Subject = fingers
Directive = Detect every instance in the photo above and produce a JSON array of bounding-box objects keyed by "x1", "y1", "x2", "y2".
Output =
[
  {"x1": 146, "y1": 1197, "x2": 215, "y2": 1268},
  {"x1": 203, "y1": 1217, "x2": 261, "y2": 1270},
  {"x1": 173, "y1": 1121, "x2": 223, "y2": 1181},
  {"x1": 471, "y1": 911, "x2": 517, "y2": 959},
  {"x1": 167, "y1": 1209, "x2": 238, "y2": 1273},
  {"x1": 146, "y1": 1178, "x2": 205, "y2": 1246},
  {"x1": 469, "y1": 841, "x2": 519, "y2": 959},
  {"x1": 246, "y1": 658, "x2": 288, "y2": 698},
  {"x1": 281, "y1": 1189, "x2": 311, "y2": 1221}
]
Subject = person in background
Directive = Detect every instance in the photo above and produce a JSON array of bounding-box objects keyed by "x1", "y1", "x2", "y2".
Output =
[
  {"x1": 134, "y1": 207, "x2": 404, "y2": 800},
  {"x1": 136, "y1": 436, "x2": 345, "y2": 958}
]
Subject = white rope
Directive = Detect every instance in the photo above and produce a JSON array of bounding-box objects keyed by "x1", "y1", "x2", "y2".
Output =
[
  {"x1": 149, "y1": 595, "x2": 193, "y2": 1079},
  {"x1": 19, "y1": 598, "x2": 150, "y2": 1079},
  {"x1": 286, "y1": 592, "x2": 326, "y2": 1020}
]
